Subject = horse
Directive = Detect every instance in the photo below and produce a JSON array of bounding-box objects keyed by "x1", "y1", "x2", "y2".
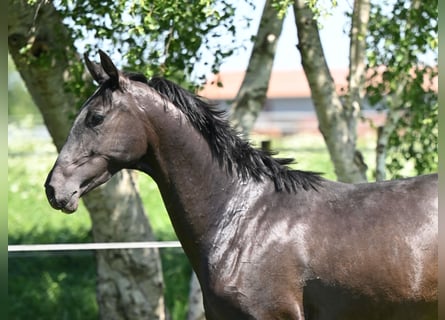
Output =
[{"x1": 44, "y1": 50, "x2": 438, "y2": 319}]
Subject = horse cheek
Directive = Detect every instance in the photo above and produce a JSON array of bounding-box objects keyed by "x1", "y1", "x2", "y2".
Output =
[
  {"x1": 115, "y1": 129, "x2": 148, "y2": 164},
  {"x1": 131, "y1": 135, "x2": 149, "y2": 161}
]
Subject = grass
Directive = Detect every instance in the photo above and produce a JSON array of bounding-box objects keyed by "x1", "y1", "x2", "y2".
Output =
[
  {"x1": 8, "y1": 253, "x2": 98, "y2": 320},
  {"x1": 250, "y1": 132, "x2": 379, "y2": 181},
  {"x1": 8, "y1": 123, "x2": 377, "y2": 320}
]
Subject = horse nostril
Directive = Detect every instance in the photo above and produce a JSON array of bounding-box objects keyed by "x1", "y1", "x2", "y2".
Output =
[
  {"x1": 45, "y1": 184, "x2": 67, "y2": 210},
  {"x1": 45, "y1": 184, "x2": 55, "y2": 201}
]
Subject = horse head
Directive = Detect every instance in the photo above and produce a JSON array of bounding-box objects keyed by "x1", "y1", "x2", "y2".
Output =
[{"x1": 45, "y1": 51, "x2": 151, "y2": 213}]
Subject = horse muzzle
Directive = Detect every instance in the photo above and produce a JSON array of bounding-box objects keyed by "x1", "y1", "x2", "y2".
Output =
[{"x1": 44, "y1": 169, "x2": 80, "y2": 214}]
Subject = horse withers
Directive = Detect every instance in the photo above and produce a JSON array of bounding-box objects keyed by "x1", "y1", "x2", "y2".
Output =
[{"x1": 45, "y1": 50, "x2": 438, "y2": 319}]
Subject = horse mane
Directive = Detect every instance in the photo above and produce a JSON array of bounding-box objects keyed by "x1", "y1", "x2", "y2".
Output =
[{"x1": 129, "y1": 74, "x2": 322, "y2": 193}]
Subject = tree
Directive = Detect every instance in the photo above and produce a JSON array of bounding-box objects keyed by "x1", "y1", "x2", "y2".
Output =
[
  {"x1": 366, "y1": 0, "x2": 438, "y2": 180},
  {"x1": 293, "y1": 0, "x2": 370, "y2": 183},
  {"x1": 57, "y1": 0, "x2": 237, "y2": 88},
  {"x1": 187, "y1": 273, "x2": 206, "y2": 320},
  {"x1": 229, "y1": 0, "x2": 285, "y2": 136},
  {"x1": 292, "y1": 0, "x2": 437, "y2": 182}
]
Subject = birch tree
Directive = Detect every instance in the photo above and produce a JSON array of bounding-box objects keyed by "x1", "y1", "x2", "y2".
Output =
[
  {"x1": 367, "y1": 0, "x2": 438, "y2": 180},
  {"x1": 229, "y1": 0, "x2": 285, "y2": 136},
  {"x1": 292, "y1": 0, "x2": 436, "y2": 182},
  {"x1": 293, "y1": 0, "x2": 370, "y2": 183}
]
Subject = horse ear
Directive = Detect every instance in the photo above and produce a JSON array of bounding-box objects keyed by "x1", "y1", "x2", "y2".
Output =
[
  {"x1": 84, "y1": 52, "x2": 108, "y2": 85},
  {"x1": 98, "y1": 50, "x2": 120, "y2": 88}
]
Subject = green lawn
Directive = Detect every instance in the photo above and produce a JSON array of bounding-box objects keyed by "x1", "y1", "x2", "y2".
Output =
[{"x1": 8, "y1": 123, "x2": 377, "y2": 320}]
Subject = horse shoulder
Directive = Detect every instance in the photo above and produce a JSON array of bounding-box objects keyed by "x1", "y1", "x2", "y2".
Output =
[{"x1": 200, "y1": 185, "x2": 313, "y2": 318}]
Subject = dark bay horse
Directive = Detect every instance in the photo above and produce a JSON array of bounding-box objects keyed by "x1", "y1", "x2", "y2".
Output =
[{"x1": 45, "y1": 51, "x2": 438, "y2": 319}]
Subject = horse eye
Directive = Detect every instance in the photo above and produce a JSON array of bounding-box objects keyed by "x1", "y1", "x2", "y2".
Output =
[{"x1": 88, "y1": 113, "x2": 105, "y2": 127}]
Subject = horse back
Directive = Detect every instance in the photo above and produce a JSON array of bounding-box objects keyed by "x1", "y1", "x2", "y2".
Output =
[{"x1": 305, "y1": 173, "x2": 438, "y2": 302}]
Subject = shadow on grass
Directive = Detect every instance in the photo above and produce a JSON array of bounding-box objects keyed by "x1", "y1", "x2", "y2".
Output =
[
  {"x1": 9, "y1": 227, "x2": 193, "y2": 320},
  {"x1": 9, "y1": 228, "x2": 97, "y2": 320}
]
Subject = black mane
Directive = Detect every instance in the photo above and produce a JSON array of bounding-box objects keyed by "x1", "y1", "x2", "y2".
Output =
[{"x1": 131, "y1": 74, "x2": 322, "y2": 193}]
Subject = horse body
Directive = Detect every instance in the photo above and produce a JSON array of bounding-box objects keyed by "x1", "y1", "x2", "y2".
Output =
[
  {"x1": 44, "y1": 51, "x2": 437, "y2": 319},
  {"x1": 198, "y1": 176, "x2": 437, "y2": 319}
]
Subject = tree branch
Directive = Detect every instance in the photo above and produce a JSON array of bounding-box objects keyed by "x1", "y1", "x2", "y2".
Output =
[
  {"x1": 375, "y1": 109, "x2": 406, "y2": 181},
  {"x1": 347, "y1": 0, "x2": 370, "y2": 121}
]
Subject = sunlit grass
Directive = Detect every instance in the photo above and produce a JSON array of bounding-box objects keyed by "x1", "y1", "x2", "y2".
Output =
[{"x1": 250, "y1": 131, "x2": 379, "y2": 181}]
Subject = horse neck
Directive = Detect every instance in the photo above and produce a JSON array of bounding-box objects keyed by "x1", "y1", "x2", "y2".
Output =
[{"x1": 139, "y1": 100, "x2": 241, "y2": 264}]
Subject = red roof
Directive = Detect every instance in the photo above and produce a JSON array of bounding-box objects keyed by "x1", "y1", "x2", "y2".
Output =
[
  {"x1": 198, "y1": 67, "x2": 437, "y2": 100},
  {"x1": 198, "y1": 69, "x2": 349, "y2": 100}
]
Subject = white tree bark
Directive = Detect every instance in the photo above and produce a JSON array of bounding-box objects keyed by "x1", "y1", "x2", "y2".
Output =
[
  {"x1": 375, "y1": 109, "x2": 405, "y2": 181},
  {"x1": 187, "y1": 272, "x2": 206, "y2": 320},
  {"x1": 293, "y1": 0, "x2": 369, "y2": 183},
  {"x1": 84, "y1": 171, "x2": 165, "y2": 320},
  {"x1": 229, "y1": 0, "x2": 284, "y2": 136},
  {"x1": 347, "y1": 0, "x2": 370, "y2": 133}
]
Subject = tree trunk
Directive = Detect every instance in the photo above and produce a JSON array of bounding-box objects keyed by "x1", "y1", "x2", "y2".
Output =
[
  {"x1": 8, "y1": 1, "x2": 166, "y2": 319},
  {"x1": 229, "y1": 0, "x2": 284, "y2": 136},
  {"x1": 83, "y1": 171, "x2": 165, "y2": 320},
  {"x1": 187, "y1": 272, "x2": 205, "y2": 320},
  {"x1": 293, "y1": 0, "x2": 369, "y2": 183},
  {"x1": 347, "y1": 0, "x2": 370, "y2": 134}
]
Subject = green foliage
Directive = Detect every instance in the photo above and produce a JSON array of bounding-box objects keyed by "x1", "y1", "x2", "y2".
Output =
[
  {"x1": 387, "y1": 99, "x2": 438, "y2": 177},
  {"x1": 159, "y1": 248, "x2": 193, "y2": 320},
  {"x1": 57, "y1": 0, "x2": 239, "y2": 88},
  {"x1": 367, "y1": 0, "x2": 437, "y2": 68},
  {"x1": 271, "y1": 0, "x2": 294, "y2": 18},
  {"x1": 306, "y1": 0, "x2": 338, "y2": 21},
  {"x1": 366, "y1": 0, "x2": 438, "y2": 177}
]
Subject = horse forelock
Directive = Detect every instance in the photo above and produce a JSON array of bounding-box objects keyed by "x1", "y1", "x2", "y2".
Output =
[{"x1": 123, "y1": 74, "x2": 323, "y2": 193}]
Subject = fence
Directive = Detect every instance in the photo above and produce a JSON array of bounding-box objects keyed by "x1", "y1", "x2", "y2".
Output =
[{"x1": 8, "y1": 241, "x2": 182, "y2": 253}]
